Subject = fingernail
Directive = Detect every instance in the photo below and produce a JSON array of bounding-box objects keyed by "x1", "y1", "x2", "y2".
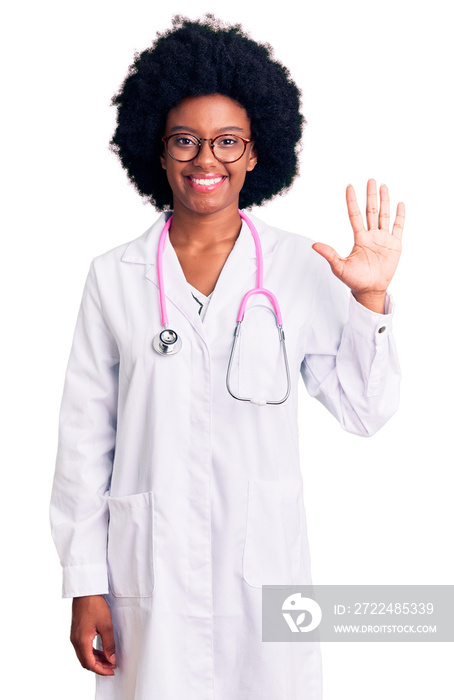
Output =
[{"x1": 111, "y1": 654, "x2": 116, "y2": 664}]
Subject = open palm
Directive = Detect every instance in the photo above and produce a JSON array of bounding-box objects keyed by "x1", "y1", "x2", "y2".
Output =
[{"x1": 312, "y1": 179, "x2": 405, "y2": 297}]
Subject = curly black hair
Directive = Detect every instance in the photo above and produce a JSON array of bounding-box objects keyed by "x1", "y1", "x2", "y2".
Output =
[{"x1": 109, "y1": 15, "x2": 305, "y2": 211}]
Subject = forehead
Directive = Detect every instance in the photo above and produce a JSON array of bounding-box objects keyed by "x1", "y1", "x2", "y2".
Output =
[{"x1": 164, "y1": 94, "x2": 250, "y2": 133}]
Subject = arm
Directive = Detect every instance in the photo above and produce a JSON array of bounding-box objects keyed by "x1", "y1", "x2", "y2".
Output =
[
  {"x1": 301, "y1": 180, "x2": 405, "y2": 436},
  {"x1": 50, "y1": 259, "x2": 120, "y2": 675},
  {"x1": 49, "y1": 258, "x2": 120, "y2": 597},
  {"x1": 301, "y1": 264, "x2": 401, "y2": 436}
]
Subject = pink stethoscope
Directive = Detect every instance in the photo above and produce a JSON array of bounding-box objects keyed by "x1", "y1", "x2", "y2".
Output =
[{"x1": 151, "y1": 209, "x2": 291, "y2": 405}]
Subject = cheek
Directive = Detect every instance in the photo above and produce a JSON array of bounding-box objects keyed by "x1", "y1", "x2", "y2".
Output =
[
  {"x1": 160, "y1": 150, "x2": 172, "y2": 172},
  {"x1": 160, "y1": 158, "x2": 179, "y2": 189},
  {"x1": 231, "y1": 165, "x2": 250, "y2": 188}
]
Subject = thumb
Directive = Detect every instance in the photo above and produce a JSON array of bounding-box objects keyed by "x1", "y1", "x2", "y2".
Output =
[
  {"x1": 98, "y1": 619, "x2": 116, "y2": 664},
  {"x1": 312, "y1": 242, "x2": 344, "y2": 277}
]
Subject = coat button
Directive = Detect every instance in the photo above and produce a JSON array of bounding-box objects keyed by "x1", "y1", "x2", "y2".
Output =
[{"x1": 378, "y1": 326, "x2": 386, "y2": 333}]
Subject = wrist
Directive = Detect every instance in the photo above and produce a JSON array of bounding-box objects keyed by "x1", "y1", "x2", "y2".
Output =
[{"x1": 352, "y1": 290, "x2": 387, "y2": 314}]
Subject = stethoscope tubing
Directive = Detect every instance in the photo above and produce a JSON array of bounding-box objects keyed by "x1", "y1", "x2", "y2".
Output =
[
  {"x1": 157, "y1": 209, "x2": 284, "y2": 327},
  {"x1": 154, "y1": 208, "x2": 291, "y2": 404},
  {"x1": 156, "y1": 214, "x2": 173, "y2": 328}
]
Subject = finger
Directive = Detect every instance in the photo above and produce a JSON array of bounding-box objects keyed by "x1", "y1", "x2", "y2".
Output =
[
  {"x1": 378, "y1": 184, "x2": 390, "y2": 232},
  {"x1": 346, "y1": 184, "x2": 365, "y2": 236},
  {"x1": 72, "y1": 633, "x2": 116, "y2": 676},
  {"x1": 312, "y1": 242, "x2": 345, "y2": 279},
  {"x1": 391, "y1": 201, "x2": 405, "y2": 240},
  {"x1": 93, "y1": 648, "x2": 117, "y2": 668},
  {"x1": 366, "y1": 178, "x2": 379, "y2": 230}
]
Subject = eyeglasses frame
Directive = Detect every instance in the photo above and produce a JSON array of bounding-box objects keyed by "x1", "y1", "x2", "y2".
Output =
[{"x1": 161, "y1": 132, "x2": 252, "y2": 164}]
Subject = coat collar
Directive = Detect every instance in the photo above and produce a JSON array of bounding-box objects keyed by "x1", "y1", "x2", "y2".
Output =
[{"x1": 121, "y1": 211, "x2": 279, "y2": 344}]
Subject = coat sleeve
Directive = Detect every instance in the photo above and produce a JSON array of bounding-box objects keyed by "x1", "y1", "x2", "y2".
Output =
[
  {"x1": 49, "y1": 258, "x2": 120, "y2": 598},
  {"x1": 300, "y1": 254, "x2": 401, "y2": 437}
]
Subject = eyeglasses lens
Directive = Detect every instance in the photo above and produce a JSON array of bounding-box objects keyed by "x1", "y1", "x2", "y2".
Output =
[{"x1": 167, "y1": 134, "x2": 245, "y2": 162}]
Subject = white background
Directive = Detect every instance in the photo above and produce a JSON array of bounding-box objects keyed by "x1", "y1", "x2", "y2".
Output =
[{"x1": 2, "y1": 0, "x2": 453, "y2": 698}]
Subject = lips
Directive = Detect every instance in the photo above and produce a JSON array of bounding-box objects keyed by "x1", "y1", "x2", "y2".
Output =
[{"x1": 185, "y1": 174, "x2": 227, "y2": 193}]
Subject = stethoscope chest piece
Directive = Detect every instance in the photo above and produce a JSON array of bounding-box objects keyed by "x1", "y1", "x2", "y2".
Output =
[{"x1": 152, "y1": 328, "x2": 182, "y2": 355}]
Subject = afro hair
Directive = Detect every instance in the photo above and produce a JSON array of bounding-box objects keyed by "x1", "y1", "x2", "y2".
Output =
[{"x1": 109, "y1": 14, "x2": 306, "y2": 211}]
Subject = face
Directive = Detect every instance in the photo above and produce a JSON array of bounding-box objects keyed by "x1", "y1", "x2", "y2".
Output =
[{"x1": 160, "y1": 94, "x2": 257, "y2": 217}]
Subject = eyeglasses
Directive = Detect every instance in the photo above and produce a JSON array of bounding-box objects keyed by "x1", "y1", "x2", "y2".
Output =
[{"x1": 162, "y1": 132, "x2": 252, "y2": 164}]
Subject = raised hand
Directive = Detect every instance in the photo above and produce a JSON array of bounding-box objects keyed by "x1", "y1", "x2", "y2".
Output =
[{"x1": 312, "y1": 179, "x2": 405, "y2": 313}]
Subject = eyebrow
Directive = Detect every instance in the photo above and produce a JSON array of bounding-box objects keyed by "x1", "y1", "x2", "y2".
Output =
[{"x1": 169, "y1": 125, "x2": 246, "y2": 134}]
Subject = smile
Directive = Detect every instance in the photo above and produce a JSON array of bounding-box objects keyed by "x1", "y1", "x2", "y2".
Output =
[
  {"x1": 185, "y1": 175, "x2": 227, "y2": 192},
  {"x1": 190, "y1": 176, "x2": 223, "y2": 185}
]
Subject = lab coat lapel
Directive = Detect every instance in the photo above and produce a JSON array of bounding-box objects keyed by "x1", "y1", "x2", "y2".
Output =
[
  {"x1": 146, "y1": 233, "x2": 208, "y2": 340},
  {"x1": 121, "y1": 213, "x2": 207, "y2": 342}
]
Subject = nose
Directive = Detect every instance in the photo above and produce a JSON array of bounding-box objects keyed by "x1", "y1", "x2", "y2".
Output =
[{"x1": 192, "y1": 139, "x2": 219, "y2": 167}]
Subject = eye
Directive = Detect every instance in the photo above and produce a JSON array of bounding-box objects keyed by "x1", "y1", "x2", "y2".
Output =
[
  {"x1": 174, "y1": 135, "x2": 198, "y2": 148},
  {"x1": 216, "y1": 136, "x2": 241, "y2": 148}
]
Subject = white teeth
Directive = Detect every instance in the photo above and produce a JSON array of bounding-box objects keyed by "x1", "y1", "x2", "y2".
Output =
[{"x1": 189, "y1": 177, "x2": 223, "y2": 185}]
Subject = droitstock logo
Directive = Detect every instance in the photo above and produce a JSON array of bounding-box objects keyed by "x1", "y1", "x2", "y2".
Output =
[
  {"x1": 262, "y1": 585, "x2": 454, "y2": 642},
  {"x1": 281, "y1": 592, "x2": 323, "y2": 633}
]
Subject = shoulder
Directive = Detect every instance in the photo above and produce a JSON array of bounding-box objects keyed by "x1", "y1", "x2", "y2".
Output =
[
  {"x1": 249, "y1": 211, "x2": 344, "y2": 304},
  {"x1": 91, "y1": 240, "x2": 131, "y2": 272},
  {"x1": 247, "y1": 211, "x2": 323, "y2": 267},
  {"x1": 89, "y1": 213, "x2": 169, "y2": 277}
]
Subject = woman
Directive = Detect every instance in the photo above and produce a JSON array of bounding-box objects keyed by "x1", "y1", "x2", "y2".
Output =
[{"x1": 50, "y1": 15, "x2": 405, "y2": 700}]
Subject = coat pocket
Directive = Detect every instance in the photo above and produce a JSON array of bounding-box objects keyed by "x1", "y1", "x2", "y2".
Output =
[
  {"x1": 107, "y1": 491, "x2": 155, "y2": 597},
  {"x1": 242, "y1": 479, "x2": 303, "y2": 588}
]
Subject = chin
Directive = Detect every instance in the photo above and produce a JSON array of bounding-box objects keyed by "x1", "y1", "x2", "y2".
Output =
[{"x1": 179, "y1": 195, "x2": 236, "y2": 217}]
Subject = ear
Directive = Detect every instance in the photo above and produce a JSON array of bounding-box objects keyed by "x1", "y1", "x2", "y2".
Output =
[
  {"x1": 160, "y1": 152, "x2": 167, "y2": 171},
  {"x1": 246, "y1": 143, "x2": 258, "y2": 172}
]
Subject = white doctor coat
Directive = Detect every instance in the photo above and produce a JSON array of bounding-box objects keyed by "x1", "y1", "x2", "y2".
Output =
[{"x1": 50, "y1": 211, "x2": 401, "y2": 700}]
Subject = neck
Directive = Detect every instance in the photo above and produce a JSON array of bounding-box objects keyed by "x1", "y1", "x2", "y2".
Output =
[{"x1": 168, "y1": 202, "x2": 243, "y2": 253}]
